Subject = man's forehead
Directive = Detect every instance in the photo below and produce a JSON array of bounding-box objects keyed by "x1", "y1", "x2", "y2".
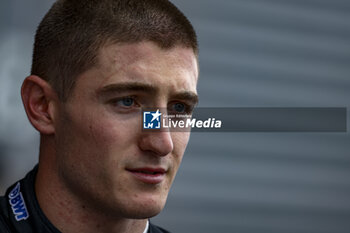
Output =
[{"x1": 97, "y1": 41, "x2": 198, "y2": 78}]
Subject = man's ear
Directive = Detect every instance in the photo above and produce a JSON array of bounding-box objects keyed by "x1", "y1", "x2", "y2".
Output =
[{"x1": 21, "y1": 75, "x2": 58, "y2": 135}]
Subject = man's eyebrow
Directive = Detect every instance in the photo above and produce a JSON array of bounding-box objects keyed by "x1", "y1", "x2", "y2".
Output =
[
  {"x1": 97, "y1": 82, "x2": 198, "y2": 104},
  {"x1": 96, "y1": 82, "x2": 159, "y2": 96},
  {"x1": 172, "y1": 91, "x2": 199, "y2": 105}
]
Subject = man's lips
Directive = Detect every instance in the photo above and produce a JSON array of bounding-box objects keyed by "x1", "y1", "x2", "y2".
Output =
[{"x1": 126, "y1": 167, "x2": 167, "y2": 184}]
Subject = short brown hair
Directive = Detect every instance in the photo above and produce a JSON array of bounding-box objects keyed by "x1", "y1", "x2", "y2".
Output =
[{"x1": 31, "y1": 0, "x2": 198, "y2": 101}]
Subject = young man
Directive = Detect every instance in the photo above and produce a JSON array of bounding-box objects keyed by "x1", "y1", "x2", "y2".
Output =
[{"x1": 0, "y1": 0, "x2": 199, "y2": 232}]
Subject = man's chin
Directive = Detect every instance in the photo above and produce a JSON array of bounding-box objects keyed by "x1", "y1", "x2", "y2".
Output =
[
  {"x1": 130, "y1": 209, "x2": 162, "y2": 219},
  {"x1": 121, "y1": 202, "x2": 165, "y2": 219},
  {"x1": 113, "y1": 193, "x2": 168, "y2": 219}
]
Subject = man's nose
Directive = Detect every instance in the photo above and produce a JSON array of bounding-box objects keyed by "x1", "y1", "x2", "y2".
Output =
[{"x1": 138, "y1": 130, "x2": 174, "y2": 157}]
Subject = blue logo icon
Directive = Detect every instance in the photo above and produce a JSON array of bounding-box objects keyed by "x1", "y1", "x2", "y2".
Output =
[
  {"x1": 143, "y1": 110, "x2": 162, "y2": 129},
  {"x1": 8, "y1": 182, "x2": 29, "y2": 221}
]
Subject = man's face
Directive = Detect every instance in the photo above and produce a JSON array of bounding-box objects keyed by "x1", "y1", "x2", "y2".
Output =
[{"x1": 54, "y1": 42, "x2": 198, "y2": 218}]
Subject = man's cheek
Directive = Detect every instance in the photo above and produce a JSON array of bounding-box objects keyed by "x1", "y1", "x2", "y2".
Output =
[
  {"x1": 173, "y1": 133, "x2": 190, "y2": 153},
  {"x1": 88, "y1": 121, "x2": 120, "y2": 145}
]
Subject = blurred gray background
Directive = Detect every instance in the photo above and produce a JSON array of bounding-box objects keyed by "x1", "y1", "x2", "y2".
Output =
[{"x1": 1, "y1": 0, "x2": 350, "y2": 233}]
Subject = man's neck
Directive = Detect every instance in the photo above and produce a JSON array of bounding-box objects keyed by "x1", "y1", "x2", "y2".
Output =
[{"x1": 35, "y1": 161, "x2": 147, "y2": 233}]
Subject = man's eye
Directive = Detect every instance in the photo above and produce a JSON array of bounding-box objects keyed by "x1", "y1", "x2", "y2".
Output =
[
  {"x1": 115, "y1": 97, "x2": 136, "y2": 107},
  {"x1": 170, "y1": 102, "x2": 193, "y2": 114},
  {"x1": 173, "y1": 102, "x2": 185, "y2": 113}
]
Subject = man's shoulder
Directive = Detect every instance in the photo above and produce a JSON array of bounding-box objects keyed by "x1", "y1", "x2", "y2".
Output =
[{"x1": 149, "y1": 222, "x2": 171, "y2": 233}]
